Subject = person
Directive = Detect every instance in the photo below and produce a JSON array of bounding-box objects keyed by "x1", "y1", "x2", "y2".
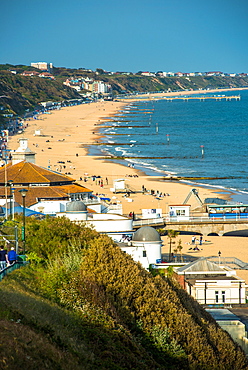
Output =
[
  {"x1": 0, "y1": 245, "x2": 8, "y2": 270},
  {"x1": 199, "y1": 236, "x2": 203, "y2": 245},
  {"x1": 191, "y1": 235, "x2": 196, "y2": 245},
  {"x1": 8, "y1": 247, "x2": 17, "y2": 265}
]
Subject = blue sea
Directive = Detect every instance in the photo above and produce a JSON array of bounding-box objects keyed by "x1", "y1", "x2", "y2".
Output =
[{"x1": 94, "y1": 90, "x2": 248, "y2": 202}]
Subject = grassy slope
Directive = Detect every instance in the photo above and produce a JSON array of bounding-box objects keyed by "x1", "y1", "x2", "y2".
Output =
[
  {"x1": 0, "y1": 234, "x2": 247, "y2": 370},
  {"x1": 0, "y1": 269, "x2": 162, "y2": 370}
]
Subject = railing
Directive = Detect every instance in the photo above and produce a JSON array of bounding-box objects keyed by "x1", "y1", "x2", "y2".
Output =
[
  {"x1": 133, "y1": 217, "x2": 164, "y2": 227},
  {"x1": 0, "y1": 260, "x2": 28, "y2": 282},
  {"x1": 166, "y1": 215, "x2": 248, "y2": 223},
  {"x1": 207, "y1": 256, "x2": 248, "y2": 269},
  {"x1": 131, "y1": 214, "x2": 248, "y2": 228}
]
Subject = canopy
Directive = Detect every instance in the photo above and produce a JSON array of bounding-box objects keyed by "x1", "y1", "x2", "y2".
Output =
[{"x1": 2, "y1": 204, "x2": 45, "y2": 217}]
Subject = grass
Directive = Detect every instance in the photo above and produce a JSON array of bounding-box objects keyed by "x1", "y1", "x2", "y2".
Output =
[{"x1": 0, "y1": 267, "x2": 162, "y2": 370}]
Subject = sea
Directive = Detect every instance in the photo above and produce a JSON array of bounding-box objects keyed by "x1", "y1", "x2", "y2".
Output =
[{"x1": 91, "y1": 89, "x2": 248, "y2": 203}]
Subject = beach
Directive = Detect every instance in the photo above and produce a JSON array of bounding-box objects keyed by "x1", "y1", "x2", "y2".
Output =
[{"x1": 8, "y1": 90, "x2": 248, "y2": 282}]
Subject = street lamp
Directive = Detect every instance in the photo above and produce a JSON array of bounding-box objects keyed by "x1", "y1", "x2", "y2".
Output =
[
  {"x1": 19, "y1": 188, "x2": 28, "y2": 254},
  {"x1": 218, "y1": 250, "x2": 221, "y2": 266},
  {"x1": 8, "y1": 180, "x2": 13, "y2": 220}
]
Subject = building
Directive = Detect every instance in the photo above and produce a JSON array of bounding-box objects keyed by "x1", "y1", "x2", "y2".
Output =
[
  {"x1": 0, "y1": 139, "x2": 93, "y2": 216},
  {"x1": 206, "y1": 309, "x2": 248, "y2": 354},
  {"x1": 11, "y1": 138, "x2": 36, "y2": 165},
  {"x1": 168, "y1": 204, "x2": 190, "y2": 221},
  {"x1": 174, "y1": 258, "x2": 247, "y2": 305},
  {"x1": 21, "y1": 71, "x2": 39, "y2": 77},
  {"x1": 56, "y1": 200, "x2": 133, "y2": 238},
  {"x1": 31, "y1": 62, "x2": 53, "y2": 72},
  {"x1": 57, "y1": 203, "x2": 162, "y2": 270},
  {"x1": 120, "y1": 226, "x2": 162, "y2": 269}
]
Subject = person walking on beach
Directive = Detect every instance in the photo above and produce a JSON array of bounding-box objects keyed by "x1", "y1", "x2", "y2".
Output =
[
  {"x1": 0, "y1": 245, "x2": 8, "y2": 270},
  {"x1": 8, "y1": 247, "x2": 17, "y2": 265}
]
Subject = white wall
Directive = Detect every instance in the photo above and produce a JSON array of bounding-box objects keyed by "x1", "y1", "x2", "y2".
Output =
[
  {"x1": 121, "y1": 242, "x2": 161, "y2": 269},
  {"x1": 169, "y1": 205, "x2": 190, "y2": 221},
  {"x1": 189, "y1": 280, "x2": 246, "y2": 304},
  {"x1": 88, "y1": 218, "x2": 132, "y2": 233},
  {"x1": 57, "y1": 212, "x2": 87, "y2": 221},
  {"x1": 217, "y1": 321, "x2": 248, "y2": 354},
  {"x1": 30, "y1": 200, "x2": 68, "y2": 214}
]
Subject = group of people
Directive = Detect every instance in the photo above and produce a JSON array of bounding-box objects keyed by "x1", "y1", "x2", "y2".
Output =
[{"x1": 0, "y1": 246, "x2": 18, "y2": 271}]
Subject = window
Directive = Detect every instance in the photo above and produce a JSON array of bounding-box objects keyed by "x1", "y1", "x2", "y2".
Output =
[
  {"x1": 143, "y1": 251, "x2": 147, "y2": 257},
  {"x1": 176, "y1": 209, "x2": 186, "y2": 216},
  {"x1": 215, "y1": 291, "x2": 219, "y2": 303},
  {"x1": 222, "y1": 291, "x2": 225, "y2": 303}
]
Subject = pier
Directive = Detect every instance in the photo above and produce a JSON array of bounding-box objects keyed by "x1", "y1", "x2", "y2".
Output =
[
  {"x1": 120, "y1": 93, "x2": 241, "y2": 102},
  {"x1": 162, "y1": 95, "x2": 241, "y2": 102}
]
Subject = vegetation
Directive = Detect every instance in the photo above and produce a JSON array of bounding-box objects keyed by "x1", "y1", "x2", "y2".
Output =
[
  {"x1": 1, "y1": 63, "x2": 248, "y2": 122},
  {"x1": 0, "y1": 217, "x2": 247, "y2": 369},
  {"x1": 167, "y1": 229, "x2": 180, "y2": 262},
  {"x1": 0, "y1": 68, "x2": 82, "y2": 117}
]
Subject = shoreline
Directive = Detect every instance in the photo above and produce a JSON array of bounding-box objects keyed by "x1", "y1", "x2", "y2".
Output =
[
  {"x1": 9, "y1": 88, "x2": 243, "y2": 214},
  {"x1": 7, "y1": 89, "x2": 248, "y2": 282},
  {"x1": 92, "y1": 89, "x2": 248, "y2": 204}
]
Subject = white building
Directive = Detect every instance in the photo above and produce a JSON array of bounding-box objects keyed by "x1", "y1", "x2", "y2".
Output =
[
  {"x1": 31, "y1": 62, "x2": 53, "y2": 72},
  {"x1": 120, "y1": 226, "x2": 162, "y2": 270},
  {"x1": 175, "y1": 258, "x2": 247, "y2": 305},
  {"x1": 168, "y1": 204, "x2": 190, "y2": 221},
  {"x1": 56, "y1": 200, "x2": 133, "y2": 237},
  {"x1": 11, "y1": 138, "x2": 36, "y2": 165}
]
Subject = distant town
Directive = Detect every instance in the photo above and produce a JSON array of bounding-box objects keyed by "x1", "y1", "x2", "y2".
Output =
[{"x1": 8, "y1": 61, "x2": 248, "y2": 98}]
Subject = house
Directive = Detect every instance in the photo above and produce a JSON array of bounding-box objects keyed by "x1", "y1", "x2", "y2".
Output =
[
  {"x1": 174, "y1": 258, "x2": 247, "y2": 305},
  {"x1": 140, "y1": 72, "x2": 156, "y2": 77},
  {"x1": 38, "y1": 72, "x2": 54, "y2": 80},
  {"x1": 21, "y1": 71, "x2": 39, "y2": 77}
]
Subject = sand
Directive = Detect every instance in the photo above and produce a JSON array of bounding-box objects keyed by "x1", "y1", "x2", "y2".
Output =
[{"x1": 7, "y1": 89, "x2": 248, "y2": 281}]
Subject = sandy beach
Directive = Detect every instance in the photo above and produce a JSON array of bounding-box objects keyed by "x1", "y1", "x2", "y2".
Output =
[{"x1": 8, "y1": 89, "x2": 248, "y2": 282}]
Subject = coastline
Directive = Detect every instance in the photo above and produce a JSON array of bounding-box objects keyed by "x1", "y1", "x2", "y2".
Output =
[
  {"x1": 8, "y1": 95, "x2": 231, "y2": 215},
  {"x1": 116, "y1": 86, "x2": 248, "y2": 101},
  {"x1": 7, "y1": 89, "x2": 248, "y2": 282}
]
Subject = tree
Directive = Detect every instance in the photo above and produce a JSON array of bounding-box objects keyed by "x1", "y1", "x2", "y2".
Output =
[
  {"x1": 177, "y1": 239, "x2": 183, "y2": 262},
  {"x1": 167, "y1": 229, "x2": 179, "y2": 262}
]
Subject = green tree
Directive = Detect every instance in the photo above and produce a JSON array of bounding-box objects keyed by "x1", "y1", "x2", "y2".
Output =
[
  {"x1": 167, "y1": 229, "x2": 179, "y2": 262},
  {"x1": 177, "y1": 239, "x2": 183, "y2": 262},
  {"x1": 25, "y1": 216, "x2": 98, "y2": 260}
]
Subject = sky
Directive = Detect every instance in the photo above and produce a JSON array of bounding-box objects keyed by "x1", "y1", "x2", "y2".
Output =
[{"x1": 1, "y1": 0, "x2": 248, "y2": 73}]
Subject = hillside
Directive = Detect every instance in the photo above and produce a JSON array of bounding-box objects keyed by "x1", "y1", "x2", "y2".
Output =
[
  {"x1": 101, "y1": 74, "x2": 248, "y2": 94},
  {"x1": 0, "y1": 68, "x2": 82, "y2": 116},
  {"x1": 0, "y1": 217, "x2": 247, "y2": 369},
  {"x1": 1, "y1": 64, "x2": 248, "y2": 122}
]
